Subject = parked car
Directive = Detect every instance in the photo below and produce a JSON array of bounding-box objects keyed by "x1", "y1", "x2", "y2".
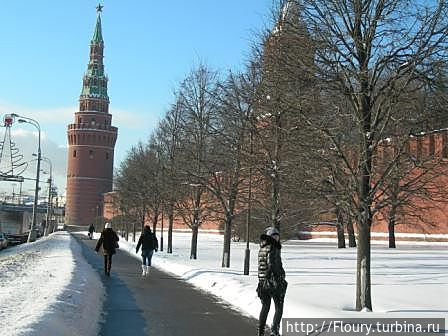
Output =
[
  {"x1": 0, "y1": 232, "x2": 8, "y2": 249},
  {"x1": 5, "y1": 233, "x2": 28, "y2": 245}
]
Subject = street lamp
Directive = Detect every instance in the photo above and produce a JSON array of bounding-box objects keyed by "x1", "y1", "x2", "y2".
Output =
[
  {"x1": 41, "y1": 156, "x2": 53, "y2": 236},
  {"x1": 11, "y1": 113, "x2": 41, "y2": 243}
]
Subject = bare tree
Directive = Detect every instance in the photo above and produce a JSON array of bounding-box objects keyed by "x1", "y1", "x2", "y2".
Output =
[
  {"x1": 115, "y1": 145, "x2": 146, "y2": 241},
  {"x1": 176, "y1": 63, "x2": 220, "y2": 259},
  {"x1": 203, "y1": 63, "x2": 262, "y2": 268},
  {"x1": 145, "y1": 137, "x2": 164, "y2": 234},
  {"x1": 299, "y1": 0, "x2": 448, "y2": 311},
  {"x1": 115, "y1": 143, "x2": 158, "y2": 241},
  {"x1": 156, "y1": 98, "x2": 184, "y2": 253}
]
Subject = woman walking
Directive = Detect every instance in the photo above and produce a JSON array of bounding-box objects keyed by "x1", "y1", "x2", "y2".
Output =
[
  {"x1": 95, "y1": 222, "x2": 119, "y2": 276},
  {"x1": 257, "y1": 227, "x2": 287, "y2": 336},
  {"x1": 136, "y1": 225, "x2": 158, "y2": 277}
]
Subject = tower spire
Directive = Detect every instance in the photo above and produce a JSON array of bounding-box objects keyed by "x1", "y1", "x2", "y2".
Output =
[
  {"x1": 81, "y1": 4, "x2": 108, "y2": 101},
  {"x1": 92, "y1": 4, "x2": 103, "y2": 44}
]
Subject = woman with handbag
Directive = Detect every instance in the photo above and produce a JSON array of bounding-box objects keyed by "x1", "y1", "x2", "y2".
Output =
[
  {"x1": 257, "y1": 227, "x2": 287, "y2": 336},
  {"x1": 95, "y1": 222, "x2": 119, "y2": 276}
]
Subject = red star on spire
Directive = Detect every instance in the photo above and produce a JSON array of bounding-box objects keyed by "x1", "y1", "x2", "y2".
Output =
[{"x1": 96, "y1": 4, "x2": 103, "y2": 13}]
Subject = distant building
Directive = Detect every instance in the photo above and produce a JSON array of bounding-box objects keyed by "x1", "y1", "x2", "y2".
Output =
[{"x1": 65, "y1": 6, "x2": 117, "y2": 226}]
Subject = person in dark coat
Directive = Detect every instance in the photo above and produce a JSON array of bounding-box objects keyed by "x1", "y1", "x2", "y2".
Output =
[
  {"x1": 88, "y1": 223, "x2": 95, "y2": 239},
  {"x1": 257, "y1": 227, "x2": 287, "y2": 336},
  {"x1": 136, "y1": 225, "x2": 158, "y2": 277},
  {"x1": 95, "y1": 222, "x2": 119, "y2": 276}
]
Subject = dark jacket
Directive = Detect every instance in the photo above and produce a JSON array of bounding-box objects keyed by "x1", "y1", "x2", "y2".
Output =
[
  {"x1": 257, "y1": 234, "x2": 287, "y2": 297},
  {"x1": 95, "y1": 228, "x2": 119, "y2": 255},
  {"x1": 88, "y1": 224, "x2": 95, "y2": 233},
  {"x1": 136, "y1": 227, "x2": 158, "y2": 253}
]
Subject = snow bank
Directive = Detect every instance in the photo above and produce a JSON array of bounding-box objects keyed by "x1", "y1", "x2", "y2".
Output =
[{"x1": 0, "y1": 232, "x2": 104, "y2": 336}]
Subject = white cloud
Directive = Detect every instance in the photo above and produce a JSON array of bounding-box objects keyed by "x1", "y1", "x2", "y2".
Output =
[
  {"x1": 109, "y1": 106, "x2": 158, "y2": 130},
  {"x1": 0, "y1": 100, "x2": 74, "y2": 124},
  {"x1": 0, "y1": 99, "x2": 154, "y2": 132}
]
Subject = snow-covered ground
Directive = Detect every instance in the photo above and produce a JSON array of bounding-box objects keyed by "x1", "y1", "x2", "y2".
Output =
[
  {"x1": 0, "y1": 230, "x2": 446, "y2": 335},
  {"x1": 0, "y1": 231, "x2": 104, "y2": 336},
  {"x1": 121, "y1": 232, "x2": 448, "y2": 322}
]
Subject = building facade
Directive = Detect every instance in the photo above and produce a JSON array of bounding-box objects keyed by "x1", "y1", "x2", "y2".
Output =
[{"x1": 66, "y1": 6, "x2": 117, "y2": 226}]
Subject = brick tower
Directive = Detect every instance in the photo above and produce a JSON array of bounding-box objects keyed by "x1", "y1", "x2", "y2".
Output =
[{"x1": 65, "y1": 5, "x2": 117, "y2": 226}]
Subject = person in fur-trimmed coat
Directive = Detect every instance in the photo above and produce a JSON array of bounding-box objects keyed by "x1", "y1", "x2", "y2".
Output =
[
  {"x1": 257, "y1": 227, "x2": 287, "y2": 336},
  {"x1": 95, "y1": 222, "x2": 119, "y2": 276},
  {"x1": 136, "y1": 225, "x2": 158, "y2": 277}
]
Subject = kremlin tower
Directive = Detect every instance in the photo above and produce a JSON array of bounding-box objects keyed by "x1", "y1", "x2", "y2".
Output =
[{"x1": 65, "y1": 5, "x2": 117, "y2": 226}]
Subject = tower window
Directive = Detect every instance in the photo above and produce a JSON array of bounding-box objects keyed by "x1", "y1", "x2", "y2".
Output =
[
  {"x1": 106, "y1": 152, "x2": 109, "y2": 160},
  {"x1": 73, "y1": 150, "x2": 77, "y2": 158},
  {"x1": 89, "y1": 150, "x2": 94, "y2": 159}
]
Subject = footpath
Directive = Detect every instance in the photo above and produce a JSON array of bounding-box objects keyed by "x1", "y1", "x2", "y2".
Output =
[{"x1": 75, "y1": 233, "x2": 257, "y2": 336}]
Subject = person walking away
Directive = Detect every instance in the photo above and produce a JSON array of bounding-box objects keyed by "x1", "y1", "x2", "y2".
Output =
[
  {"x1": 88, "y1": 223, "x2": 95, "y2": 239},
  {"x1": 95, "y1": 222, "x2": 119, "y2": 276},
  {"x1": 257, "y1": 227, "x2": 287, "y2": 336},
  {"x1": 136, "y1": 225, "x2": 158, "y2": 277}
]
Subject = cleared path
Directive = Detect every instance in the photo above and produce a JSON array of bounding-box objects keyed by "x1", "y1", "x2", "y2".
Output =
[{"x1": 75, "y1": 233, "x2": 257, "y2": 336}]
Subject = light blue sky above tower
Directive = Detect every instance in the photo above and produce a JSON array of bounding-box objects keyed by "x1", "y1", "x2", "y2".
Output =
[{"x1": 0, "y1": 1, "x2": 272, "y2": 194}]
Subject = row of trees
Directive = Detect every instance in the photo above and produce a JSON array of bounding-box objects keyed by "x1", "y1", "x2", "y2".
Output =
[{"x1": 115, "y1": 0, "x2": 448, "y2": 311}]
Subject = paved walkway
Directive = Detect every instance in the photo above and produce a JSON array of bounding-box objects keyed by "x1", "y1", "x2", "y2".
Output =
[{"x1": 75, "y1": 234, "x2": 257, "y2": 336}]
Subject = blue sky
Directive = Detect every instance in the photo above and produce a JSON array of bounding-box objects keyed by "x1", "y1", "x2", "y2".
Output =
[{"x1": 0, "y1": 1, "x2": 272, "y2": 196}]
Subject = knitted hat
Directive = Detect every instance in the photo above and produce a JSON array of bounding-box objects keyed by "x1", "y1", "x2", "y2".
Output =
[{"x1": 265, "y1": 226, "x2": 280, "y2": 237}]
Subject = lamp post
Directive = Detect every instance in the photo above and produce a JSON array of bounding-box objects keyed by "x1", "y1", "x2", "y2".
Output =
[
  {"x1": 11, "y1": 113, "x2": 41, "y2": 243},
  {"x1": 41, "y1": 156, "x2": 53, "y2": 236}
]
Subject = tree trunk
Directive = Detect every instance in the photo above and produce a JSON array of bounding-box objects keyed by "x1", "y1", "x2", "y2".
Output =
[
  {"x1": 388, "y1": 207, "x2": 397, "y2": 248},
  {"x1": 141, "y1": 210, "x2": 146, "y2": 230},
  {"x1": 190, "y1": 190, "x2": 201, "y2": 259},
  {"x1": 122, "y1": 214, "x2": 128, "y2": 241},
  {"x1": 336, "y1": 208, "x2": 346, "y2": 248},
  {"x1": 271, "y1": 112, "x2": 282, "y2": 230},
  {"x1": 132, "y1": 221, "x2": 136, "y2": 243},
  {"x1": 271, "y1": 173, "x2": 281, "y2": 230},
  {"x1": 190, "y1": 221, "x2": 199, "y2": 259},
  {"x1": 356, "y1": 56, "x2": 373, "y2": 311},
  {"x1": 152, "y1": 212, "x2": 158, "y2": 234},
  {"x1": 347, "y1": 217, "x2": 357, "y2": 247},
  {"x1": 356, "y1": 212, "x2": 372, "y2": 311},
  {"x1": 167, "y1": 202, "x2": 174, "y2": 254},
  {"x1": 221, "y1": 212, "x2": 232, "y2": 268}
]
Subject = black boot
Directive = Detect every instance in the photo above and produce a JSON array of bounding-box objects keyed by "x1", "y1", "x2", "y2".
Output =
[
  {"x1": 257, "y1": 327, "x2": 265, "y2": 336},
  {"x1": 104, "y1": 262, "x2": 110, "y2": 276}
]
